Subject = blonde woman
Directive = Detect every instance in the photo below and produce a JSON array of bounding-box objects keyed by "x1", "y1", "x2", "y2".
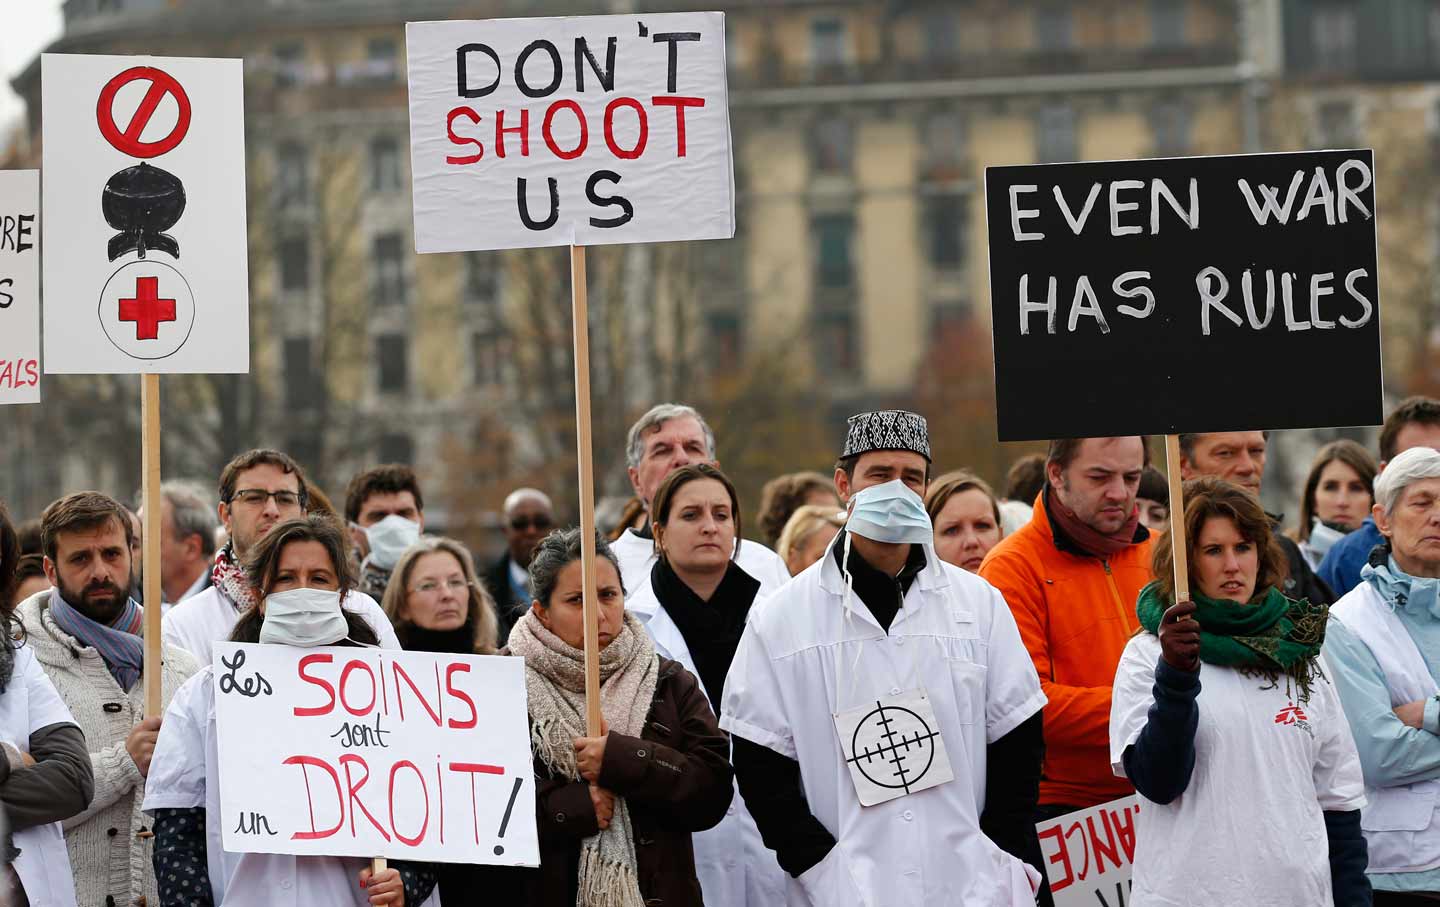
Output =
[
  {"x1": 381, "y1": 536, "x2": 500, "y2": 654},
  {"x1": 775, "y1": 505, "x2": 845, "y2": 577}
]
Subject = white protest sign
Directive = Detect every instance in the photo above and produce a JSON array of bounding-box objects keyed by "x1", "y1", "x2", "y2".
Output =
[
  {"x1": 214, "y1": 642, "x2": 539, "y2": 866},
  {"x1": 406, "y1": 13, "x2": 734, "y2": 252},
  {"x1": 0, "y1": 171, "x2": 40, "y2": 404},
  {"x1": 41, "y1": 54, "x2": 249, "y2": 374},
  {"x1": 1036, "y1": 796, "x2": 1139, "y2": 907}
]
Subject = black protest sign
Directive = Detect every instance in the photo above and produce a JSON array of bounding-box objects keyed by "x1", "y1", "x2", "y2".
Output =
[{"x1": 985, "y1": 150, "x2": 1381, "y2": 442}]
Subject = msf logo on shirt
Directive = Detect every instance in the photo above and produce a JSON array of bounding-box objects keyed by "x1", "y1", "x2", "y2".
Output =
[{"x1": 1274, "y1": 703, "x2": 1313, "y2": 738}]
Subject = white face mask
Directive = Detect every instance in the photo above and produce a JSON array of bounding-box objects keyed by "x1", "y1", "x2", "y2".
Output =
[
  {"x1": 259, "y1": 587, "x2": 348, "y2": 647},
  {"x1": 847, "y1": 479, "x2": 933, "y2": 546},
  {"x1": 364, "y1": 514, "x2": 421, "y2": 570}
]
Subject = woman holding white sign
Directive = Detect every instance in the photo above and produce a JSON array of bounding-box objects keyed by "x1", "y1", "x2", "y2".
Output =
[
  {"x1": 504, "y1": 527, "x2": 733, "y2": 907},
  {"x1": 625, "y1": 464, "x2": 791, "y2": 907},
  {"x1": 144, "y1": 515, "x2": 437, "y2": 907},
  {"x1": 1110, "y1": 478, "x2": 1369, "y2": 906}
]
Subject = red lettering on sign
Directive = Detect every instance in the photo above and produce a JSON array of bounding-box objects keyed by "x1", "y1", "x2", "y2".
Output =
[
  {"x1": 653, "y1": 96, "x2": 704, "y2": 157},
  {"x1": 495, "y1": 108, "x2": 530, "y2": 158},
  {"x1": 295, "y1": 654, "x2": 337, "y2": 717},
  {"x1": 445, "y1": 663, "x2": 478, "y2": 730},
  {"x1": 450, "y1": 762, "x2": 505, "y2": 845},
  {"x1": 284, "y1": 755, "x2": 343, "y2": 840},
  {"x1": 388, "y1": 761, "x2": 429, "y2": 847},
  {"x1": 392, "y1": 662, "x2": 442, "y2": 726},
  {"x1": 1038, "y1": 825, "x2": 1074, "y2": 892},
  {"x1": 339, "y1": 659, "x2": 377, "y2": 717},
  {"x1": 603, "y1": 97, "x2": 648, "y2": 160},
  {"x1": 446, "y1": 107, "x2": 484, "y2": 165},
  {"x1": 339, "y1": 754, "x2": 391, "y2": 841},
  {"x1": 542, "y1": 100, "x2": 588, "y2": 160}
]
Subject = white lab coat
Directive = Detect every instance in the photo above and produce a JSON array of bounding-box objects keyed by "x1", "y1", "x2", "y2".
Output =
[
  {"x1": 161, "y1": 586, "x2": 400, "y2": 666},
  {"x1": 719, "y1": 541, "x2": 1047, "y2": 907},
  {"x1": 628, "y1": 561, "x2": 791, "y2": 907},
  {"x1": 142, "y1": 638, "x2": 437, "y2": 907},
  {"x1": 2, "y1": 645, "x2": 80, "y2": 907},
  {"x1": 612, "y1": 529, "x2": 789, "y2": 601}
]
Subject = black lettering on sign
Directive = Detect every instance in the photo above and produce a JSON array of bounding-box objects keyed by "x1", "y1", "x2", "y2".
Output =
[
  {"x1": 517, "y1": 177, "x2": 560, "y2": 230},
  {"x1": 651, "y1": 32, "x2": 701, "y2": 94},
  {"x1": 233, "y1": 811, "x2": 278, "y2": 836},
  {"x1": 456, "y1": 44, "x2": 501, "y2": 98},
  {"x1": 985, "y1": 149, "x2": 1382, "y2": 441},
  {"x1": 515, "y1": 40, "x2": 563, "y2": 99},
  {"x1": 329, "y1": 712, "x2": 393, "y2": 749},
  {"x1": 1095, "y1": 879, "x2": 1131, "y2": 907},
  {"x1": 574, "y1": 37, "x2": 617, "y2": 93},
  {"x1": 587, "y1": 170, "x2": 634, "y2": 228},
  {"x1": 218, "y1": 649, "x2": 273, "y2": 698},
  {"x1": 0, "y1": 277, "x2": 12, "y2": 309}
]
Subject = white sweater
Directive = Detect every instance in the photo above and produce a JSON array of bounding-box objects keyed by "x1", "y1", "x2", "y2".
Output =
[{"x1": 18, "y1": 591, "x2": 199, "y2": 907}]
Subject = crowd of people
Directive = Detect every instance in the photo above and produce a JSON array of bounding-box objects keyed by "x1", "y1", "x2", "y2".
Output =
[{"x1": 1, "y1": 396, "x2": 1440, "y2": 906}]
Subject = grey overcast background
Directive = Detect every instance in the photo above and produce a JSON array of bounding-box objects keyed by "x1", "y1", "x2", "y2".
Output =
[{"x1": 2, "y1": 0, "x2": 63, "y2": 130}]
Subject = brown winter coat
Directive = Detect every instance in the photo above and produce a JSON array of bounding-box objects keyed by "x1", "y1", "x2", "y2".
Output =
[{"x1": 474, "y1": 654, "x2": 733, "y2": 907}]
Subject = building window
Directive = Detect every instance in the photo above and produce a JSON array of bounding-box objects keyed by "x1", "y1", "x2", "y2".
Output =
[
  {"x1": 1317, "y1": 100, "x2": 1358, "y2": 147},
  {"x1": 367, "y1": 37, "x2": 399, "y2": 82},
  {"x1": 464, "y1": 252, "x2": 501, "y2": 311},
  {"x1": 276, "y1": 142, "x2": 308, "y2": 203},
  {"x1": 372, "y1": 233, "x2": 407, "y2": 305},
  {"x1": 471, "y1": 330, "x2": 503, "y2": 387},
  {"x1": 376, "y1": 334, "x2": 408, "y2": 393},
  {"x1": 813, "y1": 214, "x2": 854, "y2": 289},
  {"x1": 370, "y1": 136, "x2": 402, "y2": 192},
  {"x1": 706, "y1": 311, "x2": 743, "y2": 374},
  {"x1": 1035, "y1": 5, "x2": 1072, "y2": 51},
  {"x1": 1036, "y1": 105, "x2": 1078, "y2": 163},
  {"x1": 283, "y1": 337, "x2": 318, "y2": 409},
  {"x1": 923, "y1": 112, "x2": 966, "y2": 178},
  {"x1": 378, "y1": 433, "x2": 414, "y2": 465},
  {"x1": 1151, "y1": 0, "x2": 1187, "y2": 49},
  {"x1": 814, "y1": 309, "x2": 858, "y2": 375},
  {"x1": 1313, "y1": 4, "x2": 1358, "y2": 72},
  {"x1": 1149, "y1": 102, "x2": 1191, "y2": 157},
  {"x1": 923, "y1": 195, "x2": 966, "y2": 272},
  {"x1": 279, "y1": 236, "x2": 309, "y2": 291},
  {"x1": 811, "y1": 117, "x2": 853, "y2": 175},
  {"x1": 811, "y1": 18, "x2": 848, "y2": 70},
  {"x1": 274, "y1": 42, "x2": 306, "y2": 88},
  {"x1": 924, "y1": 11, "x2": 960, "y2": 63}
]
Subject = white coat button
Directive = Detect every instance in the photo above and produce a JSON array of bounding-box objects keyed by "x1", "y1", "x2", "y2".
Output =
[
  {"x1": 890, "y1": 687, "x2": 902, "y2": 696},
  {"x1": 280, "y1": 879, "x2": 293, "y2": 889},
  {"x1": 903, "y1": 810, "x2": 914, "y2": 821},
  {"x1": 895, "y1": 636, "x2": 905, "y2": 645}
]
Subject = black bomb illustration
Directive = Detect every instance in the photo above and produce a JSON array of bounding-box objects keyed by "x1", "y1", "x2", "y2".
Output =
[{"x1": 102, "y1": 162, "x2": 186, "y2": 261}]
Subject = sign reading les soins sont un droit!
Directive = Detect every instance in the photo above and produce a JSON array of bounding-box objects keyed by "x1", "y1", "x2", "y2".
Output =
[
  {"x1": 985, "y1": 150, "x2": 1382, "y2": 442},
  {"x1": 406, "y1": 13, "x2": 734, "y2": 252},
  {"x1": 215, "y1": 642, "x2": 538, "y2": 866}
]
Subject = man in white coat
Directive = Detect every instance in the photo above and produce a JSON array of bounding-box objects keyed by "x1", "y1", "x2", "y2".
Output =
[
  {"x1": 612, "y1": 404, "x2": 788, "y2": 593},
  {"x1": 162, "y1": 449, "x2": 398, "y2": 666},
  {"x1": 721, "y1": 410, "x2": 1048, "y2": 906}
]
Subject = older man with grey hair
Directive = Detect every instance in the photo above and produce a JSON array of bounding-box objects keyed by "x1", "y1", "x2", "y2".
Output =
[
  {"x1": 1325, "y1": 445, "x2": 1440, "y2": 903},
  {"x1": 139, "y1": 480, "x2": 218, "y2": 611},
  {"x1": 612, "y1": 402, "x2": 789, "y2": 596}
]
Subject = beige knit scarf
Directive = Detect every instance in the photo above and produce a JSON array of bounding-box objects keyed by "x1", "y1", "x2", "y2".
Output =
[{"x1": 508, "y1": 609, "x2": 659, "y2": 907}]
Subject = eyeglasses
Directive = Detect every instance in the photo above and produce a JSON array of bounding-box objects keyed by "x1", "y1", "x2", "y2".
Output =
[
  {"x1": 510, "y1": 515, "x2": 553, "y2": 531},
  {"x1": 411, "y1": 578, "x2": 473, "y2": 595},
  {"x1": 231, "y1": 488, "x2": 303, "y2": 508}
]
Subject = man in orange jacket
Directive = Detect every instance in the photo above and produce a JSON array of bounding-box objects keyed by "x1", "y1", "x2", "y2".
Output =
[{"x1": 980, "y1": 437, "x2": 1155, "y2": 828}]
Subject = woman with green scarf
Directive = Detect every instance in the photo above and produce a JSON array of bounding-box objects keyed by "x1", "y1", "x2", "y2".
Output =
[{"x1": 1109, "y1": 477, "x2": 1370, "y2": 907}]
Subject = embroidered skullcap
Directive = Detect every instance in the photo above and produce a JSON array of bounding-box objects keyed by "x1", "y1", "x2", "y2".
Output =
[
  {"x1": 1375, "y1": 446, "x2": 1440, "y2": 514},
  {"x1": 841, "y1": 410, "x2": 931, "y2": 462}
]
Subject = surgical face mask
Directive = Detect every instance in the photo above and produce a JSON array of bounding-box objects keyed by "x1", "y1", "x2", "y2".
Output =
[
  {"x1": 259, "y1": 587, "x2": 348, "y2": 647},
  {"x1": 364, "y1": 515, "x2": 421, "y2": 570},
  {"x1": 846, "y1": 479, "x2": 933, "y2": 546}
]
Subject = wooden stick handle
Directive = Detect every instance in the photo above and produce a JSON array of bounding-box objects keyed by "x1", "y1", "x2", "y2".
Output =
[
  {"x1": 141, "y1": 374, "x2": 163, "y2": 717},
  {"x1": 570, "y1": 245, "x2": 603, "y2": 736},
  {"x1": 1164, "y1": 434, "x2": 1190, "y2": 602}
]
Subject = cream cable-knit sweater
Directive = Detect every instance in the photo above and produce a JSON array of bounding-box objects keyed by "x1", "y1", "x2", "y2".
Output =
[{"x1": 17, "y1": 591, "x2": 199, "y2": 907}]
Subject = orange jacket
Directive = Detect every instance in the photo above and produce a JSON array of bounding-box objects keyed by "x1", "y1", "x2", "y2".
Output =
[{"x1": 978, "y1": 494, "x2": 1155, "y2": 809}]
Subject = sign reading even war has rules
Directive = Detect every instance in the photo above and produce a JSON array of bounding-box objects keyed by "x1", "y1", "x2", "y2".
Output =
[
  {"x1": 407, "y1": 13, "x2": 734, "y2": 252},
  {"x1": 215, "y1": 643, "x2": 539, "y2": 866},
  {"x1": 41, "y1": 53, "x2": 249, "y2": 374},
  {"x1": 1036, "y1": 796, "x2": 1139, "y2": 907},
  {"x1": 985, "y1": 150, "x2": 1381, "y2": 442},
  {"x1": 0, "y1": 171, "x2": 40, "y2": 404}
]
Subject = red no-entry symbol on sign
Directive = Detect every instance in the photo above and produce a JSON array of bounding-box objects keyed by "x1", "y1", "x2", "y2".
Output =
[{"x1": 96, "y1": 66, "x2": 191, "y2": 159}]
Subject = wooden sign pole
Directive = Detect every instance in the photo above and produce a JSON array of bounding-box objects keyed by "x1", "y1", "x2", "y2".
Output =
[
  {"x1": 1163, "y1": 434, "x2": 1190, "y2": 602},
  {"x1": 141, "y1": 374, "x2": 164, "y2": 717},
  {"x1": 569, "y1": 245, "x2": 604, "y2": 736}
]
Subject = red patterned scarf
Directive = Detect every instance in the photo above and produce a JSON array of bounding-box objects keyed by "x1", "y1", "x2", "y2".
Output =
[{"x1": 210, "y1": 544, "x2": 258, "y2": 612}]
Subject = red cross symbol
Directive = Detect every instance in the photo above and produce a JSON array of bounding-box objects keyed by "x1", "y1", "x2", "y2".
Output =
[{"x1": 118, "y1": 276, "x2": 176, "y2": 340}]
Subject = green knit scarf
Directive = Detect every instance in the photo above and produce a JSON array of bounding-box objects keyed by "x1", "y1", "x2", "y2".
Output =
[{"x1": 1135, "y1": 581, "x2": 1329, "y2": 702}]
